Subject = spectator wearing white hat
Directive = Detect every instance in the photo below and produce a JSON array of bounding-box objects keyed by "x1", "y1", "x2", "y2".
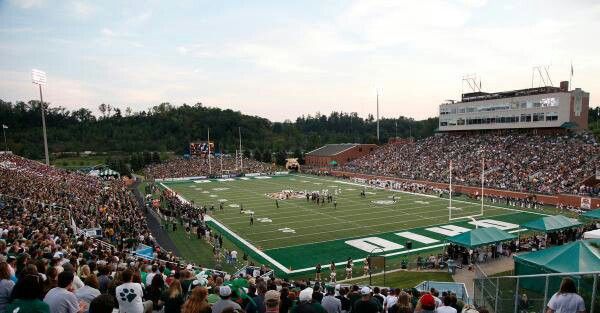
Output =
[
  {"x1": 264, "y1": 290, "x2": 280, "y2": 313},
  {"x1": 291, "y1": 288, "x2": 327, "y2": 313},
  {"x1": 212, "y1": 286, "x2": 241, "y2": 313},
  {"x1": 352, "y1": 287, "x2": 381, "y2": 313}
]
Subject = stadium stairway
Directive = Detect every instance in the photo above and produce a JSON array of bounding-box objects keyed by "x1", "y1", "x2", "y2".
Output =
[
  {"x1": 131, "y1": 177, "x2": 181, "y2": 256},
  {"x1": 452, "y1": 256, "x2": 514, "y2": 298}
]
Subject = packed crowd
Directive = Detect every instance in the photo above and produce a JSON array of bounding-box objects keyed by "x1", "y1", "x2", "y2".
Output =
[
  {"x1": 145, "y1": 156, "x2": 275, "y2": 180},
  {"x1": 342, "y1": 133, "x2": 600, "y2": 196}
]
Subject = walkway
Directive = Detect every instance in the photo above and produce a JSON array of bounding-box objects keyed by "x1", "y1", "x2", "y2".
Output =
[{"x1": 452, "y1": 257, "x2": 514, "y2": 298}]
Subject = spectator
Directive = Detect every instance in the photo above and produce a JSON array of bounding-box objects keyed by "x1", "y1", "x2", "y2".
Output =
[
  {"x1": 352, "y1": 287, "x2": 380, "y2": 313},
  {"x1": 43, "y1": 271, "x2": 85, "y2": 313},
  {"x1": 0, "y1": 262, "x2": 15, "y2": 313},
  {"x1": 115, "y1": 269, "x2": 151, "y2": 313},
  {"x1": 212, "y1": 286, "x2": 241, "y2": 313},
  {"x1": 160, "y1": 280, "x2": 185, "y2": 313},
  {"x1": 414, "y1": 294, "x2": 436, "y2": 313},
  {"x1": 89, "y1": 295, "x2": 116, "y2": 313},
  {"x1": 6, "y1": 274, "x2": 50, "y2": 313},
  {"x1": 265, "y1": 290, "x2": 281, "y2": 313},
  {"x1": 321, "y1": 286, "x2": 341, "y2": 313},
  {"x1": 546, "y1": 277, "x2": 586, "y2": 313},
  {"x1": 75, "y1": 275, "x2": 101, "y2": 309},
  {"x1": 182, "y1": 287, "x2": 211, "y2": 313},
  {"x1": 435, "y1": 296, "x2": 456, "y2": 313}
]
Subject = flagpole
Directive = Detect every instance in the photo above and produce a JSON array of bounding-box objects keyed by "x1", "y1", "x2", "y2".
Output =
[{"x1": 569, "y1": 61, "x2": 573, "y2": 90}]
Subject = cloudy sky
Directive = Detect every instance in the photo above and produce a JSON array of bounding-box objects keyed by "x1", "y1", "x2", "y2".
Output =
[{"x1": 1, "y1": 0, "x2": 599, "y2": 121}]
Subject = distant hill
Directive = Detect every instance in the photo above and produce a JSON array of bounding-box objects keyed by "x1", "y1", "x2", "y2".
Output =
[{"x1": 0, "y1": 100, "x2": 440, "y2": 159}]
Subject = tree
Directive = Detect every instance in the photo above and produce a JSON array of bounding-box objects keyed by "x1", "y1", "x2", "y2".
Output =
[
  {"x1": 243, "y1": 149, "x2": 251, "y2": 159},
  {"x1": 275, "y1": 150, "x2": 287, "y2": 165},
  {"x1": 98, "y1": 103, "x2": 107, "y2": 118},
  {"x1": 125, "y1": 107, "x2": 132, "y2": 116},
  {"x1": 253, "y1": 150, "x2": 262, "y2": 162},
  {"x1": 151, "y1": 152, "x2": 161, "y2": 164},
  {"x1": 262, "y1": 150, "x2": 272, "y2": 163},
  {"x1": 293, "y1": 148, "x2": 304, "y2": 164}
]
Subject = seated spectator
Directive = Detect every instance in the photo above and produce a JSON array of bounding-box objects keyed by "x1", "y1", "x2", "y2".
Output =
[
  {"x1": 6, "y1": 274, "x2": 50, "y2": 313},
  {"x1": 0, "y1": 262, "x2": 15, "y2": 313},
  {"x1": 43, "y1": 271, "x2": 86, "y2": 313},
  {"x1": 75, "y1": 275, "x2": 102, "y2": 309},
  {"x1": 182, "y1": 287, "x2": 212, "y2": 313},
  {"x1": 115, "y1": 269, "x2": 151, "y2": 313},
  {"x1": 89, "y1": 295, "x2": 116, "y2": 313},
  {"x1": 212, "y1": 286, "x2": 242, "y2": 313}
]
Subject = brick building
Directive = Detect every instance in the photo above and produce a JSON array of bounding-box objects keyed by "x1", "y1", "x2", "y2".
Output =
[{"x1": 305, "y1": 143, "x2": 378, "y2": 167}]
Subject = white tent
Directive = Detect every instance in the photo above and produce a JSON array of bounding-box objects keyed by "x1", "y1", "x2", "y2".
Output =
[{"x1": 583, "y1": 229, "x2": 600, "y2": 239}]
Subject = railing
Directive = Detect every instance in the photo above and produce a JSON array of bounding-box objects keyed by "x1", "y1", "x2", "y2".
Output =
[
  {"x1": 473, "y1": 271, "x2": 600, "y2": 313},
  {"x1": 415, "y1": 281, "x2": 469, "y2": 304}
]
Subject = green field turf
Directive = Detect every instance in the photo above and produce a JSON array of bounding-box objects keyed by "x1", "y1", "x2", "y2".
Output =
[{"x1": 161, "y1": 174, "x2": 546, "y2": 276}]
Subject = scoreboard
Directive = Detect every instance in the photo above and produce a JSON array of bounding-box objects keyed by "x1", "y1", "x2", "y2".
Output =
[{"x1": 190, "y1": 141, "x2": 214, "y2": 157}]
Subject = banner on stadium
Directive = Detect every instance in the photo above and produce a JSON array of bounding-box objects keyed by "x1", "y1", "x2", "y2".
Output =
[
  {"x1": 245, "y1": 173, "x2": 262, "y2": 177},
  {"x1": 274, "y1": 171, "x2": 290, "y2": 176},
  {"x1": 581, "y1": 197, "x2": 592, "y2": 210},
  {"x1": 81, "y1": 228, "x2": 102, "y2": 238},
  {"x1": 133, "y1": 244, "x2": 154, "y2": 260},
  {"x1": 155, "y1": 176, "x2": 208, "y2": 182}
]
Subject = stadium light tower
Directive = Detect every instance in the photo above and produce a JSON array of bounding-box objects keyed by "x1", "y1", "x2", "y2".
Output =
[{"x1": 32, "y1": 69, "x2": 49, "y2": 165}]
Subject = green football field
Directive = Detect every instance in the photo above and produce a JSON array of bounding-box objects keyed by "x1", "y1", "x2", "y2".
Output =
[{"x1": 161, "y1": 174, "x2": 546, "y2": 276}]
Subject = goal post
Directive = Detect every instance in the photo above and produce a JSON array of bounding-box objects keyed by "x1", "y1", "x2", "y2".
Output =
[{"x1": 448, "y1": 158, "x2": 485, "y2": 221}]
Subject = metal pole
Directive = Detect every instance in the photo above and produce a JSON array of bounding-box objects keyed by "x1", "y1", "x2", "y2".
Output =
[
  {"x1": 207, "y1": 128, "x2": 211, "y2": 175},
  {"x1": 543, "y1": 275, "x2": 549, "y2": 312},
  {"x1": 39, "y1": 84, "x2": 49, "y2": 165},
  {"x1": 449, "y1": 161, "x2": 453, "y2": 220},
  {"x1": 481, "y1": 157, "x2": 484, "y2": 215},
  {"x1": 591, "y1": 274, "x2": 598, "y2": 313},
  {"x1": 495, "y1": 277, "x2": 500, "y2": 313},
  {"x1": 513, "y1": 277, "x2": 520, "y2": 313},
  {"x1": 239, "y1": 127, "x2": 243, "y2": 172},
  {"x1": 376, "y1": 91, "x2": 380, "y2": 142}
]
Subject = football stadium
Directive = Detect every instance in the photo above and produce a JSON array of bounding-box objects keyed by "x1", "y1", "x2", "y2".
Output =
[{"x1": 1, "y1": 3, "x2": 600, "y2": 313}]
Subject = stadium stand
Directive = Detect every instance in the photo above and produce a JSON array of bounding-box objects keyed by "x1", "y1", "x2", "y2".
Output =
[
  {"x1": 145, "y1": 156, "x2": 274, "y2": 180},
  {"x1": 342, "y1": 132, "x2": 600, "y2": 197},
  {"x1": 305, "y1": 144, "x2": 378, "y2": 167}
]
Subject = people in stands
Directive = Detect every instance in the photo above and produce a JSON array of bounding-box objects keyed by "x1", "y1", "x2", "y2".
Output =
[
  {"x1": 342, "y1": 133, "x2": 599, "y2": 196},
  {"x1": 546, "y1": 277, "x2": 586, "y2": 313},
  {"x1": 6, "y1": 274, "x2": 50, "y2": 313},
  {"x1": 212, "y1": 286, "x2": 241, "y2": 313},
  {"x1": 264, "y1": 290, "x2": 281, "y2": 313},
  {"x1": 0, "y1": 262, "x2": 15, "y2": 313},
  {"x1": 352, "y1": 287, "x2": 380, "y2": 313},
  {"x1": 43, "y1": 271, "x2": 86, "y2": 313},
  {"x1": 115, "y1": 269, "x2": 151, "y2": 313},
  {"x1": 182, "y1": 287, "x2": 212, "y2": 313},
  {"x1": 321, "y1": 286, "x2": 341, "y2": 313},
  {"x1": 145, "y1": 156, "x2": 274, "y2": 180},
  {"x1": 435, "y1": 295, "x2": 457, "y2": 313}
]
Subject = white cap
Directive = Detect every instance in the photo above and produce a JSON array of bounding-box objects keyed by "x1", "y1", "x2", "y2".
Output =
[
  {"x1": 186, "y1": 264, "x2": 193, "y2": 270},
  {"x1": 219, "y1": 285, "x2": 232, "y2": 297},
  {"x1": 361, "y1": 286, "x2": 372, "y2": 295},
  {"x1": 299, "y1": 288, "x2": 313, "y2": 302}
]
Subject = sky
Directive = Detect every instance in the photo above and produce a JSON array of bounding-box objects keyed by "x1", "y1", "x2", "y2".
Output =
[{"x1": 1, "y1": 0, "x2": 599, "y2": 121}]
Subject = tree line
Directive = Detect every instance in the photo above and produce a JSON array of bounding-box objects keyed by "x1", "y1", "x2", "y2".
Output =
[{"x1": 0, "y1": 99, "x2": 439, "y2": 160}]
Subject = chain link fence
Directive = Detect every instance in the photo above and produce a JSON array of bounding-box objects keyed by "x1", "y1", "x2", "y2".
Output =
[{"x1": 474, "y1": 271, "x2": 599, "y2": 313}]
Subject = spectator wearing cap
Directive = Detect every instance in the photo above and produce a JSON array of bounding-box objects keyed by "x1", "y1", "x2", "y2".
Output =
[
  {"x1": 415, "y1": 294, "x2": 436, "y2": 313},
  {"x1": 321, "y1": 286, "x2": 341, "y2": 313},
  {"x1": 265, "y1": 290, "x2": 281, "y2": 313},
  {"x1": 43, "y1": 271, "x2": 86, "y2": 313},
  {"x1": 352, "y1": 287, "x2": 380, "y2": 313},
  {"x1": 6, "y1": 274, "x2": 50, "y2": 313},
  {"x1": 212, "y1": 286, "x2": 242, "y2": 313},
  {"x1": 291, "y1": 287, "x2": 327, "y2": 313},
  {"x1": 0, "y1": 262, "x2": 15, "y2": 313}
]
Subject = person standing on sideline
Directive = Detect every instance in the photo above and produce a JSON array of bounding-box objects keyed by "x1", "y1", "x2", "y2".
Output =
[
  {"x1": 546, "y1": 277, "x2": 586, "y2": 313},
  {"x1": 250, "y1": 213, "x2": 254, "y2": 226},
  {"x1": 275, "y1": 200, "x2": 279, "y2": 208}
]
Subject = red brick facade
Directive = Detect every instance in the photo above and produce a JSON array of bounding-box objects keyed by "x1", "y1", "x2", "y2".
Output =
[{"x1": 305, "y1": 144, "x2": 378, "y2": 167}]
